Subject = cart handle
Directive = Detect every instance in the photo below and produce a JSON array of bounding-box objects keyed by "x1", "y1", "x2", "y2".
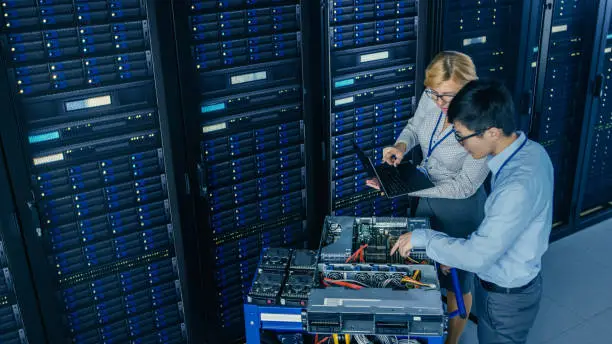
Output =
[{"x1": 447, "y1": 267, "x2": 467, "y2": 319}]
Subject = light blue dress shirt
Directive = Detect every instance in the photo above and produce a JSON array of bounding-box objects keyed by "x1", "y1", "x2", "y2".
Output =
[{"x1": 411, "y1": 132, "x2": 554, "y2": 288}]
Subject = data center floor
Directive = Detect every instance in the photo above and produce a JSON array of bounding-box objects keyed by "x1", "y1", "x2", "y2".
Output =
[{"x1": 459, "y1": 217, "x2": 612, "y2": 344}]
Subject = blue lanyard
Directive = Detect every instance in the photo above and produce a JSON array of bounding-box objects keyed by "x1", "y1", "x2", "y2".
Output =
[
  {"x1": 493, "y1": 135, "x2": 528, "y2": 185},
  {"x1": 426, "y1": 111, "x2": 454, "y2": 162}
]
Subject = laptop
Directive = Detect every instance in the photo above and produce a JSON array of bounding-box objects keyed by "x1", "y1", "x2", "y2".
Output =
[{"x1": 353, "y1": 143, "x2": 434, "y2": 198}]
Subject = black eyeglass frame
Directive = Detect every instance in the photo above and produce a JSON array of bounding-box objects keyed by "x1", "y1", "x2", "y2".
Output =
[
  {"x1": 424, "y1": 88, "x2": 456, "y2": 103},
  {"x1": 454, "y1": 127, "x2": 492, "y2": 143}
]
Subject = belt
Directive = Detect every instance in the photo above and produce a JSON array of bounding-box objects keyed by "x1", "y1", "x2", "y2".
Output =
[{"x1": 479, "y1": 274, "x2": 540, "y2": 294}]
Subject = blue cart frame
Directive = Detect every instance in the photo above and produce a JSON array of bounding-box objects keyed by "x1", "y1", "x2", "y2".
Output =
[{"x1": 244, "y1": 267, "x2": 467, "y2": 344}]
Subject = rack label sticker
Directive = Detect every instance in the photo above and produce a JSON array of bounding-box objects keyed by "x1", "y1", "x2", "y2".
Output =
[
  {"x1": 463, "y1": 36, "x2": 487, "y2": 46},
  {"x1": 552, "y1": 25, "x2": 567, "y2": 33},
  {"x1": 203, "y1": 123, "x2": 227, "y2": 133},
  {"x1": 65, "y1": 95, "x2": 112, "y2": 111},
  {"x1": 605, "y1": 47, "x2": 611, "y2": 54},
  {"x1": 33, "y1": 153, "x2": 64, "y2": 166},
  {"x1": 335, "y1": 96, "x2": 354, "y2": 106},
  {"x1": 360, "y1": 51, "x2": 389, "y2": 63},
  {"x1": 230, "y1": 71, "x2": 267, "y2": 85}
]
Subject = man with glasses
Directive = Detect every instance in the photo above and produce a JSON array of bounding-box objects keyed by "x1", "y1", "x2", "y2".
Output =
[
  {"x1": 391, "y1": 79, "x2": 553, "y2": 344},
  {"x1": 369, "y1": 51, "x2": 489, "y2": 344}
]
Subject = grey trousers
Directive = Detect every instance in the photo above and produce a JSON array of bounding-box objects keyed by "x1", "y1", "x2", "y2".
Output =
[{"x1": 474, "y1": 274, "x2": 543, "y2": 344}]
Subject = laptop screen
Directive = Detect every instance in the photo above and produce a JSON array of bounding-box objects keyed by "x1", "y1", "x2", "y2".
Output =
[{"x1": 352, "y1": 142, "x2": 377, "y2": 177}]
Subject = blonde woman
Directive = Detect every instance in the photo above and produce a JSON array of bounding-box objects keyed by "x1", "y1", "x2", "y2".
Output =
[{"x1": 367, "y1": 51, "x2": 489, "y2": 344}]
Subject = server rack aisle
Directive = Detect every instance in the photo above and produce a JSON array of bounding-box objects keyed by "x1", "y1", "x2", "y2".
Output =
[
  {"x1": 0, "y1": 146, "x2": 46, "y2": 344},
  {"x1": 170, "y1": 1, "x2": 313, "y2": 342},
  {"x1": 0, "y1": 1, "x2": 195, "y2": 343},
  {"x1": 574, "y1": 0, "x2": 612, "y2": 228},
  {"x1": 322, "y1": 0, "x2": 428, "y2": 217},
  {"x1": 531, "y1": 0, "x2": 599, "y2": 229},
  {"x1": 440, "y1": 0, "x2": 539, "y2": 142}
]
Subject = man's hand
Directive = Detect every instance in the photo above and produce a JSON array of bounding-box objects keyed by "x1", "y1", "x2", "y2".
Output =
[
  {"x1": 440, "y1": 264, "x2": 451, "y2": 275},
  {"x1": 390, "y1": 232, "x2": 413, "y2": 257},
  {"x1": 366, "y1": 178, "x2": 381, "y2": 190},
  {"x1": 382, "y1": 143, "x2": 406, "y2": 166}
]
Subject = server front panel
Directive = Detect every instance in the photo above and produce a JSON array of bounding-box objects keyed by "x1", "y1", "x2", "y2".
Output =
[
  {"x1": 173, "y1": 0, "x2": 309, "y2": 341},
  {"x1": 0, "y1": 1, "x2": 188, "y2": 343},
  {"x1": 323, "y1": 0, "x2": 420, "y2": 217}
]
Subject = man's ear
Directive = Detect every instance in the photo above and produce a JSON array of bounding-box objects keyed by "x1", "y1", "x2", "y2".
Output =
[{"x1": 486, "y1": 127, "x2": 502, "y2": 140}]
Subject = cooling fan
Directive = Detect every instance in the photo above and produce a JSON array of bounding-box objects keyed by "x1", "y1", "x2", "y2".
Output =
[
  {"x1": 260, "y1": 247, "x2": 292, "y2": 271},
  {"x1": 280, "y1": 271, "x2": 314, "y2": 307},
  {"x1": 247, "y1": 270, "x2": 286, "y2": 305},
  {"x1": 289, "y1": 249, "x2": 317, "y2": 271}
]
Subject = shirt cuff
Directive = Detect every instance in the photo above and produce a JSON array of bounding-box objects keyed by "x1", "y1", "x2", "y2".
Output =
[
  {"x1": 411, "y1": 228, "x2": 438, "y2": 248},
  {"x1": 394, "y1": 140, "x2": 409, "y2": 152}
]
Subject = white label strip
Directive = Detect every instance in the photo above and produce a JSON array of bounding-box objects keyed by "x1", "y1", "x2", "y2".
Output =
[
  {"x1": 260, "y1": 313, "x2": 302, "y2": 323},
  {"x1": 230, "y1": 71, "x2": 267, "y2": 85},
  {"x1": 335, "y1": 96, "x2": 354, "y2": 106},
  {"x1": 552, "y1": 25, "x2": 567, "y2": 33},
  {"x1": 463, "y1": 36, "x2": 487, "y2": 46},
  {"x1": 202, "y1": 122, "x2": 227, "y2": 133},
  {"x1": 605, "y1": 47, "x2": 611, "y2": 54},
  {"x1": 33, "y1": 153, "x2": 64, "y2": 166},
  {"x1": 65, "y1": 95, "x2": 111, "y2": 111},
  {"x1": 360, "y1": 51, "x2": 389, "y2": 63}
]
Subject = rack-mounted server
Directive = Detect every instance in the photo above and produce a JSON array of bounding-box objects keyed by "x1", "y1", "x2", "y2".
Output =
[
  {"x1": 322, "y1": 0, "x2": 426, "y2": 217},
  {"x1": 0, "y1": 1, "x2": 191, "y2": 343},
  {"x1": 171, "y1": 0, "x2": 310, "y2": 341}
]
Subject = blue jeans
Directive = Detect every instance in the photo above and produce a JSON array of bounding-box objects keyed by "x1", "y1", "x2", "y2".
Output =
[{"x1": 475, "y1": 274, "x2": 543, "y2": 344}]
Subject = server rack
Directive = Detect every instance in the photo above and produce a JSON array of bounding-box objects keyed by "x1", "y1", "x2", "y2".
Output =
[
  {"x1": 441, "y1": 0, "x2": 526, "y2": 84},
  {"x1": 170, "y1": 1, "x2": 313, "y2": 342},
  {"x1": 0, "y1": 228, "x2": 31, "y2": 344},
  {"x1": 530, "y1": 0, "x2": 599, "y2": 227},
  {"x1": 439, "y1": 0, "x2": 537, "y2": 134},
  {"x1": 574, "y1": 0, "x2": 612, "y2": 228},
  {"x1": 0, "y1": 1, "x2": 194, "y2": 343},
  {"x1": 322, "y1": 0, "x2": 428, "y2": 217},
  {"x1": 0, "y1": 145, "x2": 46, "y2": 344}
]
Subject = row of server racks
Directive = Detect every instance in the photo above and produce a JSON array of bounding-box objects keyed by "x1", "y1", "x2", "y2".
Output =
[
  {"x1": 0, "y1": 0, "x2": 610, "y2": 343},
  {"x1": 440, "y1": 0, "x2": 612, "y2": 232}
]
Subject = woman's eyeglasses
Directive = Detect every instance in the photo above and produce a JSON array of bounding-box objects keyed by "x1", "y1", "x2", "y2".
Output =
[{"x1": 425, "y1": 88, "x2": 455, "y2": 103}]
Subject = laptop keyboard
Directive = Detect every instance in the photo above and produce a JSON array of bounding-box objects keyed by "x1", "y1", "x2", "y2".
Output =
[{"x1": 378, "y1": 165, "x2": 411, "y2": 195}]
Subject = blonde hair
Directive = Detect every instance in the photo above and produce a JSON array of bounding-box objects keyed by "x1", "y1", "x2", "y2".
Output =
[{"x1": 424, "y1": 51, "x2": 477, "y2": 89}]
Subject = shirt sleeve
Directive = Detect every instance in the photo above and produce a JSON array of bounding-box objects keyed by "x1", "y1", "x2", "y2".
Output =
[
  {"x1": 410, "y1": 181, "x2": 535, "y2": 274},
  {"x1": 395, "y1": 93, "x2": 434, "y2": 152},
  {"x1": 408, "y1": 154, "x2": 489, "y2": 199}
]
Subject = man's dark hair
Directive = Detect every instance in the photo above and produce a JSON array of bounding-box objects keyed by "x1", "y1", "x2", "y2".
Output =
[{"x1": 447, "y1": 79, "x2": 517, "y2": 136}]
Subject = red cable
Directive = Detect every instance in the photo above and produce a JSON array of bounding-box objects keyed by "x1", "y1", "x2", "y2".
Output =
[
  {"x1": 345, "y1": 244, "x2": 368, "y2": 263},
  {"x1": 323, "y1": 278, "x2": 363, "y2": 290},
  {"x1": 315, "y1": 336, "x2": 330, "y2": 344}
]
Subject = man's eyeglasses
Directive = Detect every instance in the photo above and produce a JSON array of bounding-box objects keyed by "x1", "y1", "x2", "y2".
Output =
[
  {"x1": 424, "y1": 88, "x2": 455, "y2": 103},
  {"x1": 454, "y1": 128, "x2": 490, "y2": 143}
]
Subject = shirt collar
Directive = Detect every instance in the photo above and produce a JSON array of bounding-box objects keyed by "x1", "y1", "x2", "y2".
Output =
[{"x1": 487, "y1": 131, "x2": 527, "y2": 176}]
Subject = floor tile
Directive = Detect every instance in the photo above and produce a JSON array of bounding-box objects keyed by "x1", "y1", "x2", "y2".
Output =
[
  {"x1": 527, "y1": 296, "x2": 583, "y2": 344},
  {"x1": 540, "y1": 247, "x2": 612, "y2": 319},
  {"x1": 542, "y1": 307, "x2": 612, "y2": 344}
]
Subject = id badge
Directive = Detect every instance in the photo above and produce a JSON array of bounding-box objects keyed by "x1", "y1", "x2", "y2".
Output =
[{"x1": 416, "y1": 165, "x2": 430, "y2": 180}]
